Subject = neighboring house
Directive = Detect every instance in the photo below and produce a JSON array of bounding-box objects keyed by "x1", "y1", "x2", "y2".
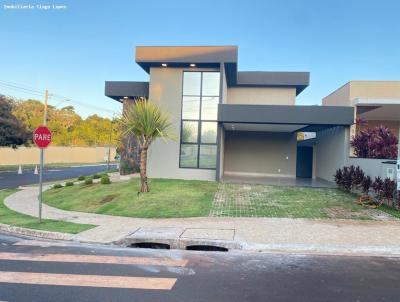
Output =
[
  {"x1": 323, "y1": 81, "x2": 400, "y2": 139},
  {"x1": 323, "y1": 81, "x2": 400, "y2": 181},
  {"x1": 105, "y1": 46, "x2": 354, "y2": 183}
]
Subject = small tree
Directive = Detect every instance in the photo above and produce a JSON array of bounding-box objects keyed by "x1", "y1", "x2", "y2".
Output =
[
  {"x1": 121, "y1": 99, "x2": 174, "y2": 192},
  {"x1": 351, "y1": 125, "x2": 398, "y2": 159}
]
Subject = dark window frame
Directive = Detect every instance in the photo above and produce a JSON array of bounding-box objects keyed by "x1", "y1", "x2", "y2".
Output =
[{"x1": 179, "y1": 71, "x2": 220, "y2": 170}]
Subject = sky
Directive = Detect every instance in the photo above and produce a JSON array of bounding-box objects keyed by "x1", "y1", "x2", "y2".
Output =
[{"x1": 1, "y1": 0, "x2": 399, "y2": 118}]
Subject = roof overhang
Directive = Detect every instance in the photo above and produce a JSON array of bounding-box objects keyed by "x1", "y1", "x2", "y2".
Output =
[
  {"x1": 234, "y1": 71, "x2": 310, "y2": 95},
  {"x1": 353, "y1": 98, "x2": 400, "y2": 121},
  {"x1": 105, "y1": 81, "x2": 149, "y2": 102},
  {"x1": 218, "y1": 104, "x2": 354, "y2": 132},
  {"x1": 135, "y1": 46, "x2": 238, "y2": 73}
]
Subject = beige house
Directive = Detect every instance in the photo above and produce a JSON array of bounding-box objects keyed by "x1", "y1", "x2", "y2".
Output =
[
  {"x1": 323, "y1": 81, "x2": 400, "y2": 139},
  {"x1": 106, "y1": 46, "x2": 354, "y2": 185}
]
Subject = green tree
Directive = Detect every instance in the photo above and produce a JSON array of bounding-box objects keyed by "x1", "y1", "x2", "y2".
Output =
[
  {"x1": 11, "y1": 98, "x2": 120, "y2": 147},
  {"x1": 121, "y1": 99, "x2": 174, "y2": 192},
  {"x1": 0, "y1": 95, "x2": 30, "y2": 148}
]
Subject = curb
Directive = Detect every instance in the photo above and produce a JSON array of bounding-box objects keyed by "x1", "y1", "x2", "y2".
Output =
[
  {"x1": 0, "y1": 223, "x2": 73, "y2": 241},
  {"x1": 115, "y1": 236, "x2": 241, "y2": 251}
]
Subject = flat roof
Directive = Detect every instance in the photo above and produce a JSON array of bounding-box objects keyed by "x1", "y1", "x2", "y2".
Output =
[
  {"x1": 134, "y1": 46, "x2": 309, "y2": 95},
  {"x1": 105, "y1": 81, "x2": 149, "y2": 102}
]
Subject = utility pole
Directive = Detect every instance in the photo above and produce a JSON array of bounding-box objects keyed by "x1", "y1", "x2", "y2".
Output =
[
  {"x1": 107, "y1": 118, "x2": 113, "y2": 171},
  {"x1": 38, "y1": 89, "x2": 48, "y2": 223}
]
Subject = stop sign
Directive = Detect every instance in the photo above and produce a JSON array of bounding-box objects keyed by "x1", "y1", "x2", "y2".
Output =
[{"x1": 33, "y1": 126, "x2": 52, "y2": 148}]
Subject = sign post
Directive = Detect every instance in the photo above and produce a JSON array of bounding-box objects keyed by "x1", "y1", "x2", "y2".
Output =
[{"x1": 33, "y1": 90, "x2": 51, "y2": 223}]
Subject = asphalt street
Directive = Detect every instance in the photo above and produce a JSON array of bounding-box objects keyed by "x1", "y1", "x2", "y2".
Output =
[
  {"x1": 0, "y1": 232, "x2": 399, "y2": 302},
  {"x1": 0, "y1": 164, "x2": 117, "y2": 189}
]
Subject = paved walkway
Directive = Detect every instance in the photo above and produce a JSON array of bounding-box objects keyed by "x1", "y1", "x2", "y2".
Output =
[
  {"x1": 210, "y1": 183, "x2": 396, "y2": 220},
  {"x1": 4, "y1": 180, "x2": 400, "y2": 256}
]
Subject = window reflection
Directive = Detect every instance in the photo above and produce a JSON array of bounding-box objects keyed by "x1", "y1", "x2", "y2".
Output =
[
  {"x1": 183, "y1": 72, "x2": 201, "y2": 95},
  {"x1": 180, "y1": 144, "x2": 198, "y2": 168},
  {"x1": 201, "y1": 96, "x2": 218, "y2": 120},
  {"x1": 201, "y1": 122, "x2": 217, "y2": 144},
  {"x1": 182, "y1": 96, "x2": 200, "y2": 119},
  {"x1": 199, "y1": 145, "x2": 217, "y2": 169},
  {"x1": 181, "y1": 121, "x2": 198, "y2": 143},
  {"x1": 202, "y1": 72, "x2": 220, "y2": 96}
]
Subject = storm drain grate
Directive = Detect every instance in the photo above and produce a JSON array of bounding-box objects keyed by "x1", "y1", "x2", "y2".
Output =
[
  {"x1": 130, "y1": 242, "x2": 170, "y2": 249},
  {"x1": 185, "y1": 245, "x2": 228, "y2": 252}
]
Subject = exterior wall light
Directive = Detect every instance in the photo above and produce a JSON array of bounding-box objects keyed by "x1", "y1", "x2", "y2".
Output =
[
  {"x1": 161, "y1": 63, "x2": 167, "y2": 67},
  {"x1": 123, "y1": 96, "x2": 129, "y2": 99},
  {"x1": 190, "y1": 63, "x2": 196, "y2": 67}
]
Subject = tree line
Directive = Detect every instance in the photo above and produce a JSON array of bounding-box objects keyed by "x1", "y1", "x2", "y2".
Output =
[{"x1": 0, "y1": 95, "x2": 121, "y2": 148}]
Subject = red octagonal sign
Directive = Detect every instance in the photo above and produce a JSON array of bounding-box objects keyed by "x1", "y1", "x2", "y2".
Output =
[{"x1": 33, "y1": 126, "x2": 52, "y2": 149}]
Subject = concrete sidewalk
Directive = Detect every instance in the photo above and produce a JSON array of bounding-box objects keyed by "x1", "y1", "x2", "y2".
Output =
[{"x1": 4, "y1": 184, "x2": 400, "y2": 256}]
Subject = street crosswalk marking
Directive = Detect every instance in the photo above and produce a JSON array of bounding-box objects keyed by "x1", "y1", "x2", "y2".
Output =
[
  {"x1": 0, "y1": 252, "x2": 188, "y2": 267},
  {"x1": 0, "y1": 271, "x2": 176, "y2": 290}
]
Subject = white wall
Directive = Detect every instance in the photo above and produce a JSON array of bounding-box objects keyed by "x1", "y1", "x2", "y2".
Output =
[
  {"x1": 346, "y1": 157, "x2": 397, "y2": 180},
  {"x1": 315, "y1": 126, "x2": 350, "y2": 181}
]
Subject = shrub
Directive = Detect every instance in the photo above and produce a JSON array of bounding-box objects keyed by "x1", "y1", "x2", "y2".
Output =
[
  {"x1": 84, "y1": 178, "x2": 93, "y2": 185},
  {"x1": 334, "y1": 168, "x2": 343, "y2": 188},
  {"x1": 100, "y1": 175, "x2": 111, "y2": 184},
  {"x1": 372, "y1": 177, "x2": 384, "y2": 199},
  {"x1": 53, "y1": 184, "x2": 63, "y2": 189},
  {"x1": 352, "y1": 166, "x2": 365, "y2": 190},
  {"x1": 65, "y1": 181, "x2": 74, "y2": 187},
  {"x1": 361, "y1": 175, "x2": 372, "y2": 195},
  {"x1": 382, "y1": 178, "x2": 396, "y2": 206},
  {"x1": 351, "y1": 125, "x2": 398, "y2": 159},
  {"x1": 93, "y1": 174, "x2": 101, "y2": 179},
  {"x1": 77, "y1": 175, "x2": 85, "y2": 181},
  {"x1": 341, "y1": 166, "x2": 353, "y2": 192}
]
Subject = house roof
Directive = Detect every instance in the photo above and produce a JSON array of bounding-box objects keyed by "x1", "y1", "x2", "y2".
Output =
[{"x1": 135, "y1": 46, "x2": 309, "y2": 95}]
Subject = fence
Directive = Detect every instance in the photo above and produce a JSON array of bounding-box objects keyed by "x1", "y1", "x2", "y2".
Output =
[
  {"x1": 346, "y1": 157, "x2": 397, "y2": 180},
  {"x1": 0, "y1": 146, "x2": 117, "y2": 165}
]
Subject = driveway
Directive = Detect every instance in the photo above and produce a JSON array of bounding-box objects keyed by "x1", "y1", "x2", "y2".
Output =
[{"x1": 0, "y1": 164, "x2": 117, "y2": 189}]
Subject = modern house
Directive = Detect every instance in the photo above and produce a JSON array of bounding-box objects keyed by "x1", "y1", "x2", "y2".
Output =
[{"x1": 105, "y1": 46, "x2": 355, "y2": 184}]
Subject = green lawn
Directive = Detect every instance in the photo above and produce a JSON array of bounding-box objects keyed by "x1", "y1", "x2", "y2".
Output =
[
  {"x1": 0, "y1": 189, "x2": 95, "y2": 233},
  {"x1": 43, "y1": 178, "x2": 219, "y2": 218}
]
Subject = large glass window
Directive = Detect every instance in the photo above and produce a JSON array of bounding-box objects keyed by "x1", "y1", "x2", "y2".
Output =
[{"x1": 179, "y1": 71, "x2": 220, "y2": 169}]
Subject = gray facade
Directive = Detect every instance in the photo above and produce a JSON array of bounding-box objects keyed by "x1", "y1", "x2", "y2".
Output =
[{"x1": 105, "y1": 45, "x2": 355, "y2": 183}]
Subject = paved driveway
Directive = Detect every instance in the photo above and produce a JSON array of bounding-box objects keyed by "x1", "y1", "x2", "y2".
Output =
[
  {"x1": 210, "y1": 182, "x2": 396, "y2": 220},
  {"x1": 0, "y1": 164, "x2": 117, "y2": 189}
]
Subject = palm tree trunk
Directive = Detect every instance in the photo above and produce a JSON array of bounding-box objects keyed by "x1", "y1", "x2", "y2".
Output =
[{"x1": 139, "y1": 146, "x2": 149, "y2": 192}]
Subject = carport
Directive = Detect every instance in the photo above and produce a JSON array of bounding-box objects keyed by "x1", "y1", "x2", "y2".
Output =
[{"x1": 216, "y1": 104, "x2": 354, "y2": 186}]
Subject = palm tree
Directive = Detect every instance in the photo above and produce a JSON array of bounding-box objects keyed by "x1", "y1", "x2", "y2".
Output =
[{"x1": 121, "y1": 98, "x2": 174, "y2": 192}]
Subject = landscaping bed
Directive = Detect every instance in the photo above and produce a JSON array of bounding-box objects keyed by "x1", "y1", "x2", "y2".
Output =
[
  {"x1": 0, "y1": 189, "x2": 95, "y2": 233},
  {"x1": 43, "y1": 178, "x2": 219, "y2": 218}
]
